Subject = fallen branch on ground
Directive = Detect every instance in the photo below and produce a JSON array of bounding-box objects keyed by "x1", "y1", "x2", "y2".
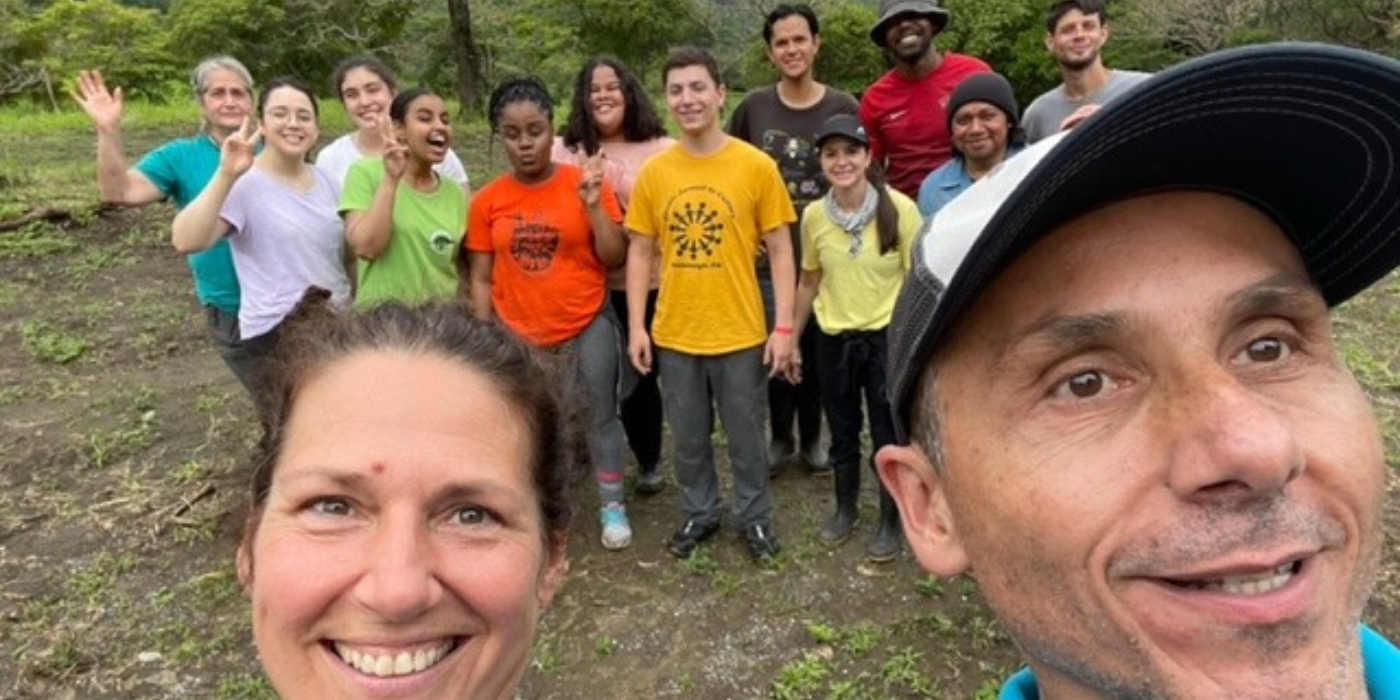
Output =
[{"x1": 0, "y1": 207, "x2": 73, "y2": 233}]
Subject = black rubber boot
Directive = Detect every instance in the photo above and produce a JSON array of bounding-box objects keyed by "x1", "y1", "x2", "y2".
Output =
[
  {"x1": 866, "y1": 486, "x2": 903, "y2": 562},
  {"x1": 819, "y1": 461, "x2": 860, "y2": 544}
]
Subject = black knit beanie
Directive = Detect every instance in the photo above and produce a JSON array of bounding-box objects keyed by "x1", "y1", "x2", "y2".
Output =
[{"x1": 946, "y1": 72, "x2": 1019, "y2": 132}]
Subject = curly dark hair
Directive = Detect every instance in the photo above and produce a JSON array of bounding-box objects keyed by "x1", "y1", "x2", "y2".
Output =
[{"x1": 560, "y1": 55, "x2": 668, "y2": 156}]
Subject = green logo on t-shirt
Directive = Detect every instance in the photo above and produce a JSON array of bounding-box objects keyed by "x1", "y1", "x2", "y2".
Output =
[{"x1": 429, "y1": 230, "x2": 456, "y2": 255}]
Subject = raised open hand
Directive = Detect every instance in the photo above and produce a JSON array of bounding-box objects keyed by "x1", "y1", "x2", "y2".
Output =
[
  {"x1": 378, "y1": 114, "x2": 408, "y2": 181},
  {"x1": 72, "y1": 70, "x2": 124, "y2": 134},
  {"x1": 578, "y1": 153, "x2": 605, "y2": 209},
  {"x1": 219, "y1": 115, "x2": 261, "y2": 177}
]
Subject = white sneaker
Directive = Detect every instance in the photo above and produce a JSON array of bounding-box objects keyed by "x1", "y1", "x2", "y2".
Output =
[{"x1": 600, "y1": 503, "x2": 632, "y2": 550}]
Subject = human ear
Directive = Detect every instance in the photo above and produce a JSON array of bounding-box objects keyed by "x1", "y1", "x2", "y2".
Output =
[
  {"x1": 236, "y1": 542, "x2": 254, "y2": 591},
  {"x1": 536, "y1": 536, "x2": 570, "y2": 610},
  {"x1": 876, "y1": 444, "x2": 970, "y2": 577}
]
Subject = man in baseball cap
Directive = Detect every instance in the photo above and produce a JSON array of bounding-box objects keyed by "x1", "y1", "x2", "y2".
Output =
[{"x1": 876, "y1": 42, "x2": 1400, "y2": 699}]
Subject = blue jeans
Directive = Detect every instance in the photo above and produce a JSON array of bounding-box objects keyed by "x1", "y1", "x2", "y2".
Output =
[{"x1": 657, "y1": 346, "x2": 773, "y2": 528}]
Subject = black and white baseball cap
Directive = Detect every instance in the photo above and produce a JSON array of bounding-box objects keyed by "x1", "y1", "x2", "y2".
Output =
[{"x1": 888, "y1": 42, "x2": 1400, "y2": 441}]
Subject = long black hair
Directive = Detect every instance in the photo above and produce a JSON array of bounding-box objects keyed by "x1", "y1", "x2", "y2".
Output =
[
  {"x1": 560, "y1": 55, "x2": 667, "y2": 155},
  {"x1": 869, "y1": 163, "x2": 901, "y2": 256}
]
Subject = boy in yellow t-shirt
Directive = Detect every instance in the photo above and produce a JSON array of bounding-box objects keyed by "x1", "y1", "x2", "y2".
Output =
[{"x1": 625, "y1": 46, "x2": 797, "y2": 564}]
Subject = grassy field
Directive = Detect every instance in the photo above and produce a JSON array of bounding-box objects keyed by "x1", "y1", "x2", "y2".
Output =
[{"x1": 0, "y1": 100, "x2": 1396, "y2": 700}]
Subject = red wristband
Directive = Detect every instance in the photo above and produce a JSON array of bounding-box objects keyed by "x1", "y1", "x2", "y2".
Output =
[{"x1": 774, "y1": 326, "x2": 793, "y2": 335}]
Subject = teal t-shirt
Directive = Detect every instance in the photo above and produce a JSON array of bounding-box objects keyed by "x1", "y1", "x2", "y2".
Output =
[
  {"x1": 340, "y1": 158, "x2": 468, "y2": 308},
  {"x1": 136, "y1": 135, "x2": 240, "y2": 313},
  {"x1": 997, "y1": 625, "x2": 1399, "y2": 699}
]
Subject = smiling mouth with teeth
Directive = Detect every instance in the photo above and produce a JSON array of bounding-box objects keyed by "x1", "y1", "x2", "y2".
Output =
[
  {"x1": 1168, "y1": 560, "x2": 1302, "y2": 595},
  {"x1": 333, "y1": 639, "x2": 460, "y2": 678}
]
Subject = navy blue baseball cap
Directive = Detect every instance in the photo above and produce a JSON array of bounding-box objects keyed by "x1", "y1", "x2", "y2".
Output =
[{"x1": 888, "y1": 42, "x2": 1400, "y2": 442}]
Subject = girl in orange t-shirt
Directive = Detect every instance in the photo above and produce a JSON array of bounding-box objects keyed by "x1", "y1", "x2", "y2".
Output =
[{"x1": 464, "y1": 77, "x2": 632, "y2": 551}]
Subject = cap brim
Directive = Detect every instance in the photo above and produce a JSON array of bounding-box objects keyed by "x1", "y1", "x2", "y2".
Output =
[
  {"x1": 870, "y1": 7, "x2": 949, "y2": 46},
  {"x1": 889, "y1": 42, "x2": 1400, "y2": 440}
]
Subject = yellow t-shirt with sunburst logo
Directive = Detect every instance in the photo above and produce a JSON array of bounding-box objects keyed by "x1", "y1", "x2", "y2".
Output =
[{"x1": 626, "y1": 139, "x2": 796, "y2": 355}]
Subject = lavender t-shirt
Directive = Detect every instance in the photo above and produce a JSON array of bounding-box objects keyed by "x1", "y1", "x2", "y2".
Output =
[{"x1": 220, "y1": 165, "x2": 351, "y2": 339}]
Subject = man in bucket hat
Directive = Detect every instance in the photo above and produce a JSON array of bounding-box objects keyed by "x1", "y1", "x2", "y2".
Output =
[
  {"x1": 859, "y1": 0, "x2": 989, "y2": 199},
  {"x1": 876, "y1": 42, "x2": 1400, "y2": 700}
]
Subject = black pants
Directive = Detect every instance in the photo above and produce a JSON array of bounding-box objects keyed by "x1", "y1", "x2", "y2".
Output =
[
  {"x1": 610, "y1": 288, "x2": 662, "y2": 470},
  {"x1": 760, "y1": 275, "x2": 822, "y2": 448},
  {"x1": 814, "y1": 328, "x2": 895, "y2": 469}
]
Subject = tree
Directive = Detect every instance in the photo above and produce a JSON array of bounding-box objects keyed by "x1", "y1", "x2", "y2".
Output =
[
  {"x1": 1265, "y1": 0, "x2": 1400, "y2": 54},
  {"x1": 167, "y1": 0, "x2": 419, "y2": 92},
  {"x1": 20, "y1": 0, "x2": 179, "y2": 100},
  {"x1": 574, "y1": 0, "x2": 709, "y2": 76},
  {"x1": 0, "y1": 0, "x2": 41, "y2": 99},
  {"x1": 1115, "y1": 0, "x2": 1267, "y2": 57},
  {"x1": 731, "y1": 0, "x2": 885, "y2": 95},
  {"x1": 447, "y1": 0, "x2": 488, "y2": 114},
  {"x1": 941, "y1": 0, "x2": 1059, "y2": 103},
  {"x1": 165, "y1": 0, "x2": 283, "y2": 81}
]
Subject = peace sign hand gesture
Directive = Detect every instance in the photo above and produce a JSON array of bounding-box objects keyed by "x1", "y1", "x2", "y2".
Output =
[
  {"x1": 578, "y1": 153, "x2": 605, "y2": 210},
  {"x1": 72, "y1": 70, "x2": 124, "y2": 135},
  {"x1": 378, "y1": 114, "x2": 408, "y2": 182},
  {"x1": 219, "y1": 115, "x2": 261, "y2": 178}
]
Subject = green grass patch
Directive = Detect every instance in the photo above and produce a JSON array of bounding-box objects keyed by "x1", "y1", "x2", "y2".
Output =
[
  {"x1": 770, "y1": 652, "x2": 831, "y2": 700},
  {"x1": 20, "y1": 320, "x2": 92, "y2": 364},
  {"x1": 83, "y1": 407, "x2": 158, "y2": 469},
  {"x1": 213, "y1": 671, "x2": 277, "y2": 700},
  {"x1": 0, "y1": 100, "x2": 198, "y2": 137},
  {"x1": 69, "y1": 551, "x2": 138, "y2": 605},
  {"x1": 0, "y1": 223, "x2": 80, "y2": 259}
]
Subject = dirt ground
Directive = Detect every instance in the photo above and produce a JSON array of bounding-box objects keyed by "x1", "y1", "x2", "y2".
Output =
[{"x1": 1, "y1": 128, "x2": 1397, "y2": 700}]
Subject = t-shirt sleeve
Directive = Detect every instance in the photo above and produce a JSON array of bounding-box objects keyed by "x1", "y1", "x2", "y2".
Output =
[
  {"x1": 895, "y1": 191, "x2": 924, "y2": 271},
  {"x1": 726, "y1": 96, "x2": 750, "y2": 141},
  {"x1": 839, "y1": 91, "x2": 860, "y2": 115},
  {"x1": 623, "y1": 171, "x2": 657, "y2": 238},
  {"x1": 134, "y1": 143, "x2": 180, "y2": 200},
  {"x1": 799, "y1": 206, "x2": 821, "y2": 271},
  {"x1": 313, "y1": 139, "x2": 350, "y2": 186},
  {"x1": 465, "y1": 184, "x2": 493, "y2": 253},
  {"x1": 219, "y1": 175, "x2": 250, "y2": 236},
  {"x1": 756, "y1": 157, "x2": 797, "y2": 232},
  {"x1": 858, "y1": 95, "x2": 886, "y2": 169},
  {"x1": 340, "y1": 159, "x2": 378, "y2": 214}
]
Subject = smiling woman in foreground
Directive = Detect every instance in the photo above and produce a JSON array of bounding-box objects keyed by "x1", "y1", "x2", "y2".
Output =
[{"x1": 235, "y1": 299, "x2": 582, "y2": 699}]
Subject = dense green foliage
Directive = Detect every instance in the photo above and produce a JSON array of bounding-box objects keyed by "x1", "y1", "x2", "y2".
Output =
[{"x1": 1, "y1": 0, "x2": 1394, "y2": 111}]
